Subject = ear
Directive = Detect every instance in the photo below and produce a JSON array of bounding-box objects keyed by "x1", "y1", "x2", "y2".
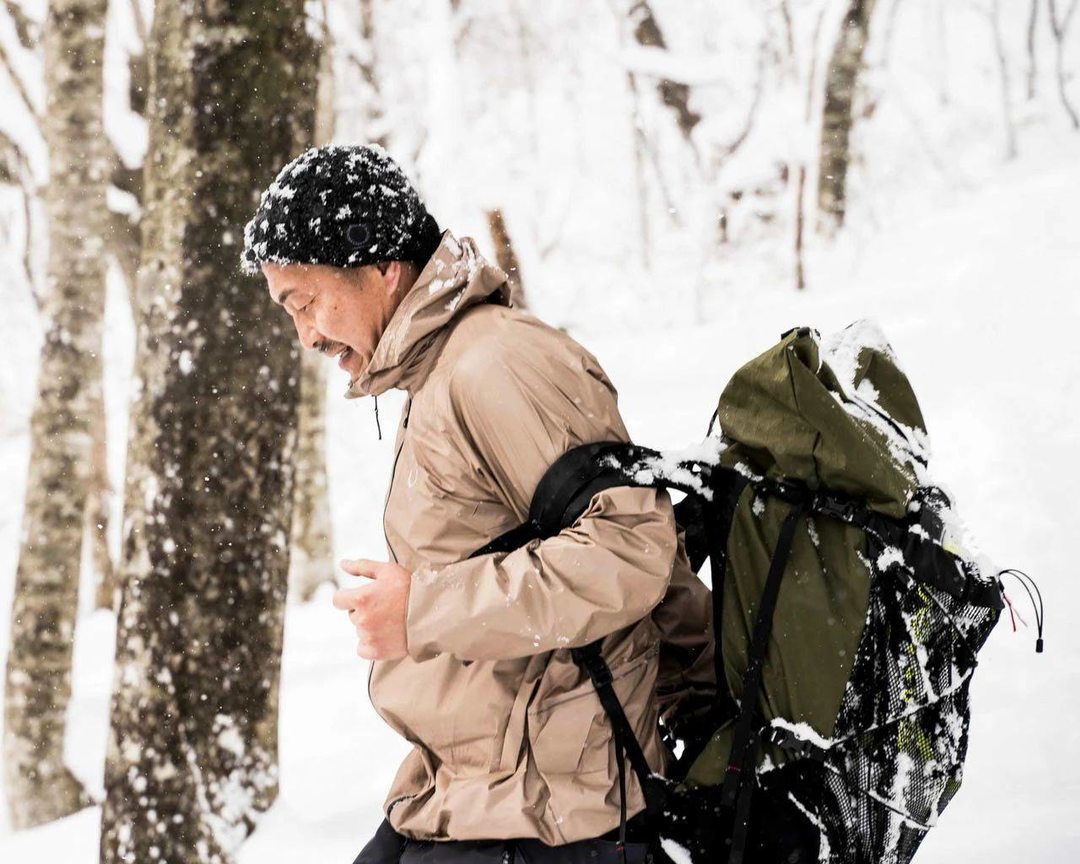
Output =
[{"x1": 380, "y1": 261, "x2": 408, "y2": 298}]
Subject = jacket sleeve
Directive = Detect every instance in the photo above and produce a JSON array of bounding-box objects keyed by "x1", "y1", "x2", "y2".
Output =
[
  {"x1": 651, "y1": 531, "x2": 718, "y2": 736},
  {"x1": 404, "y1": 338, "x2": 678, "y2": 663}
]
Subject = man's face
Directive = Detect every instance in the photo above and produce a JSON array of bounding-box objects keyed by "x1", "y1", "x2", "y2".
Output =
[{"x1": 263, "y1": 261, "x2": 405, "y2": 390}]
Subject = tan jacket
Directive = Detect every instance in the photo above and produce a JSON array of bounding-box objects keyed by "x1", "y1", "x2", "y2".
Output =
[{"x1": 352, "y1": 232, "x2": 715, "y2": 845}]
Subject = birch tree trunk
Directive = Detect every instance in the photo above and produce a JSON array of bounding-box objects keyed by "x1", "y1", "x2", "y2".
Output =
[
  {"x1": 93, "y1": 0, "x2": 154, "y2": 611},
  {"x1": 817, "y1": 0, "x2": 878, "y2": 232},
  {"x1": 98, "y1": 3, "x2": 315, "y2": 862},
  {"x1": 289, "y1": 7, "x2": 335, "y2": 603},
  {"x1": 3, "y1": 0, "x2": 108, "y2": 829}
]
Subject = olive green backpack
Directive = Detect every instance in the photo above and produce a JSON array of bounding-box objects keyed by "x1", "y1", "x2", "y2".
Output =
[{"x1": 474, "y1": 322, "x2": 1033, "y2": 864}]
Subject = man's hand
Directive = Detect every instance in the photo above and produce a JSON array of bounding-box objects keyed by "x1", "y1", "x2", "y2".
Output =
[{"x1": 332, "y1": 559, "x2": 412, "y2": 660}]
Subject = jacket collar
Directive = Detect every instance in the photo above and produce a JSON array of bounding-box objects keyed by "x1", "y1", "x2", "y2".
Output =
[{"x1": 348, "y1": 231, "x2": 511, "y2": 398}]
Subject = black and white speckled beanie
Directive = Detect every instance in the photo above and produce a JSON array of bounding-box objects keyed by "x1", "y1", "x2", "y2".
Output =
[{"x1": 241, "y1": 144, "x2": 442, "y2": 275}]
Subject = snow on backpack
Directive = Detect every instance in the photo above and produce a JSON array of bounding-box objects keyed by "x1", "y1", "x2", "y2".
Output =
[{"x1": 471, "y1": 322, "x2": 1041, "y2": 864}]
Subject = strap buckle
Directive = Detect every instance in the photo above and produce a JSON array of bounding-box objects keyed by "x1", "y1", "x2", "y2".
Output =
[
  {"x1": 812, "y1": 493, "x2": 860, "y2": 524},
  {"x1": 570, "y1": 643, "x2": 612, "y2": 687},
  {"x1": 767, "y1": 725, "x2": 829, "y2": 762}
]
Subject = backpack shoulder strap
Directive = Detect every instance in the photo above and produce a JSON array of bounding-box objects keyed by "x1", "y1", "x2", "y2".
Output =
[
  {"x1": 528, "y1": 441, "x2": 652, "y2": 534},
  {"x1": 468, "y1": 441, "x2": 645, "y2": 558}
]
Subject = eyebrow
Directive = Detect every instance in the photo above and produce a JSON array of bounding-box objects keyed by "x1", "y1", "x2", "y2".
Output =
[{"x1": 275, "y1": 287, "x2": 296, "y2": 307}]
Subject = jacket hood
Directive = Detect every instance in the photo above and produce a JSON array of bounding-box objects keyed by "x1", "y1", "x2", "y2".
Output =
[{"x1": 347, "y1": 231, "x2": 511, "y2": 398}]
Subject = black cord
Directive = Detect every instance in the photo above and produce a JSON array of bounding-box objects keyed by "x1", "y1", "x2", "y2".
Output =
[
  {"x1": 373, "y1": 393, "x2": 382, "y2": 441},
  {"x1": 998, "y1": 568, "x2": 1044, "y2": 652}
]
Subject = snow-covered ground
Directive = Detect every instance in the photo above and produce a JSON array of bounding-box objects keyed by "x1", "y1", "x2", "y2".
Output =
[{"x1": 1, "y1": 146, "x2": 1078, "y2": 863}]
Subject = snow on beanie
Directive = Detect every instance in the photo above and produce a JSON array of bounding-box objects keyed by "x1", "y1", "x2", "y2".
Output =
[{"x1": 241, "y1": 144, "x2": 442, "y2": 275}]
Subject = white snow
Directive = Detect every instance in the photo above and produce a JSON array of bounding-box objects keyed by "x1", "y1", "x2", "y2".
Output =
[
  {"x1": 770, "y1": 718, "x2": 836, "y2": 752},
  {"x1": 0, "y1": 1, "x2": 1078, "y2": 861},
  {"x1": 2, "y1": 148, "x2": 1074, "y2": 861}
]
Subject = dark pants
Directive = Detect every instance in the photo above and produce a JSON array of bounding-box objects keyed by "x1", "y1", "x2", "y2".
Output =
[{"x1": 352, "y1": 815, "x2": 658, "y2": 864}]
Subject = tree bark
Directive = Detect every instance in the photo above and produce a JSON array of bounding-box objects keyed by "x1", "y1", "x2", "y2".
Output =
[
  {"x1": 88, "y1": 388, "x2": 116, "y2": 610},
  {"x1": 485, "y1": 208, "x2": 528, "y2": 310},
  {"x1": 2, "y1": 0, "x2": 109, "y2": 829},
  {"x1": 288, "y1": 3, "x2": 336, "y2": 604},
  {"x1": 98, "y1": 3, "x2": 315, "y2": 862},
  {"x1": 817, "y1": 0, "x2": 879, "y2": 232}
]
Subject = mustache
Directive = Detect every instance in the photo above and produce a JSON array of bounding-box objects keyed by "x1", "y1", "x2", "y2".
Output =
[{"x1": 314, "y1": 339, "x2": 347, "y2": 356}]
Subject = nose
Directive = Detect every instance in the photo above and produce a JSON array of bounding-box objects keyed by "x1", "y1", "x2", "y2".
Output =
[{"x1": 292, "y1": 314, "x2": 321, "y2": 351}]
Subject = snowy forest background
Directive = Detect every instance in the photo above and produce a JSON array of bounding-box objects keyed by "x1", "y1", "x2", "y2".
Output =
[{"x1": 0, "y1": 0, "x2": 1077, "y2": 862}]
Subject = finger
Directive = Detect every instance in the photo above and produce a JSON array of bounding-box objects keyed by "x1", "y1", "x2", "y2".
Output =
[
  {"x1": 340, "y1": 558, "x2": 382, "y2": 579},
  {"x1": 349, "y1": 609, "x2": 375, "y2": 635},
  {"x1": 332, "y1": 586, "x2": 370, "y2": 611}
]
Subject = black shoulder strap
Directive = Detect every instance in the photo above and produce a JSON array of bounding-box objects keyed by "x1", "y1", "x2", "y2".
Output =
[
  {"x1": 528, "y1": 441, "x2": 651, "y2": 533},
  {"x1": 469, "y1": 519, "x2": 541, "y2": 559},
  {"x1": 469, "y1": 441, "x2": 644, "y2": 559},
  {"x1": 571, "y1": 641, "x2": 660, "y2": 807},
  {"x1": 721, "y1": 499, "x2": 806, "y2": 864}
]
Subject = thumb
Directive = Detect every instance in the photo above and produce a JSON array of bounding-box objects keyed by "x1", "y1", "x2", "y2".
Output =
[{"x1": 340, "y1": 558, "x2": 380, "y2": 579}]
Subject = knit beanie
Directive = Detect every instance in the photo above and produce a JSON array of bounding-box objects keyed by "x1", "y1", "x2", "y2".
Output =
[{"x1": 241, "y1": 144, "x2": 442, "y2": 275}]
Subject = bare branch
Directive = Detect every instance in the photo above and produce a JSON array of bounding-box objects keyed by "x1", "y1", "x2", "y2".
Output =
[
  {"x1": 779, "y1": 0, "x2": 796, "y2": 60},
  {"x1": 1048, "y1": 0, "x2": 1080, "y2": 128},
  {"x1": 128, "y1": 0, "x2": 148, "y2": 47},
  {"x1": 0, "y1": 128, "x2": 39, "y2": 304},
  {"x1": 1027, "y1": 0, "x2": 1039, "y2": 100},
  {"x1": 712, "y1": 42, "x2": 766, "y2": 167},
  {"x1": 990, "y1": 0, "x2": 1018, "y2": 158},
  {"x1": 20, "y1": 182, "x2": 36, "y2": 301},
  {"x1": 626, "y1": 0, "x2": 701, "y2": 144},
  {"x1": 0, "y1": 33, "x2": 41, "y2": 128},
  {"x1": 2, "y1": 0, "x2": 40, "y2": 49},
  {"x1": 794, "y1": 164, "x2": 807, "y2": 291},
  {"x1": 805, "y1": 5, "x2": 828, "y2": 121},
  {"x1": 881, "y1": 0, "x2": 906, "y2": 69},
  {"x1": 622, "y1": 67, "x2": 651, "y2": 265}
]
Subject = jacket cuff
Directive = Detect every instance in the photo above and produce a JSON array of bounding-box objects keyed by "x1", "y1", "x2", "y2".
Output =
[{"x1": 405, "y1": 563, "x2": 447, "y2": 662}]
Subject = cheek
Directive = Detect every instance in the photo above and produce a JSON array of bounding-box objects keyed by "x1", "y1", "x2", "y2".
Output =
[{"x1": 316, "y1": 301, "x2": 345, "y2": 335}]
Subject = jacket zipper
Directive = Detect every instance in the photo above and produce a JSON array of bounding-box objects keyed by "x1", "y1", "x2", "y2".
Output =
[
  {"x1": 366, "y1": 396, "x2": 413, "y2": 777},
  {"x1": 381, "y1": 395, "x2": 411, "y2": 564}
]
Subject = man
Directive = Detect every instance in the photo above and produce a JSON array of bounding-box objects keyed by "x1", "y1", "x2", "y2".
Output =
[{"x1": 242, "y1": 145, "x2": 716, "y2": 864}]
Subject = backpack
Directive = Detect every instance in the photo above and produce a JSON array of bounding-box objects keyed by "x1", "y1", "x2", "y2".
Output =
[{"x1": 471, "y1": 322, "x2": 1035, "y2": 864}]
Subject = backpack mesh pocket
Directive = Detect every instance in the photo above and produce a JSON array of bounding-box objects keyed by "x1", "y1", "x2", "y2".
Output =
[{"x1": 768, "y1": 533, "x2": 1001, "y2": 864}]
